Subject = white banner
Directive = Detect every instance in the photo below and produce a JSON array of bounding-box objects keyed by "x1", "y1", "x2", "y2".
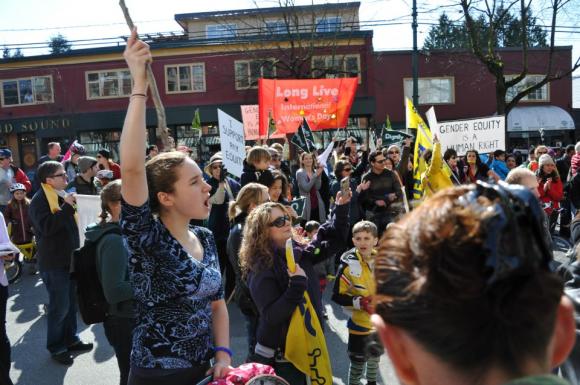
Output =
[
  {"x1": 218, "y1": 109, "x2": 245, "y2": 178},
  {"x1": 76, "y1": 194, "x2": 101, "y2": 246},
  {"x1": 435, "y1": 116, "x2": 505, "y2": 156}
]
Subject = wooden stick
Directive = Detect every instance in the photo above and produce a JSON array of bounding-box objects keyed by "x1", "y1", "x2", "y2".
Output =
[{"x1": 119, "y1": 0, "x2": 170, "y2": 151}]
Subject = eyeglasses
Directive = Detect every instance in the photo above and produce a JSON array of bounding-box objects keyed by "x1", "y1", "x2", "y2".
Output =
[
  {"x1": 50, "y1": 173, "x2": 67, "y2": 179},
  {"x1": 269, "y1": 215, "x2": 290, "y2": 228},
  {"x1": 211, "y1": 164, "x2": 222, "y2": 170},
  {"x1": 388, "y1": 151, "x2": 400, "y2": 155},
  {"x1": 374, "y1": 158, "x2": 386, "y2": 164}
]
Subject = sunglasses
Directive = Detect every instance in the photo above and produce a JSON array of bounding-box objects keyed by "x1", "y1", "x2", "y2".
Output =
[
  {"x1": 374, "y1": 159, "x2": 386, "y2": 164},
  {"x1": 269, "y1": 215, "x2": 290, "y2": 228},
  {"x1": 211, "y1": 164, "x2": 222, "y2": 170},
  {"x1": 537, "y1": 151, "x2": 547, "y2": 155},
  {"x1": 50, "y1": 173, "x2": 67, "y2": 179},
  {"x1": 388, "y1": 151, "x2": 400, "y2": 155}
]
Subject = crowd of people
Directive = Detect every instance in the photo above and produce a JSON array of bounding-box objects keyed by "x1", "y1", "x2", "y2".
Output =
[{"x1": 0, "y1": 30, "x2": 578, "y2": 385}]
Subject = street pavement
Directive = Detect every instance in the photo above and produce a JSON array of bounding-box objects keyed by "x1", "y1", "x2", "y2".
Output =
[{"x1": 7, "y1": 272, "x2": 398, "y2": 385}]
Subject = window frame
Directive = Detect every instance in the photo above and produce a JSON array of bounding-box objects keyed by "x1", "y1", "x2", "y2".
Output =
[
  {"x1": 234, "y1": 59, "x2": 277, "y2": 90},
  {"x1": 311, "y1": 54, "x2": 362, "y2": 83},
  {"x1": 315, "y1": 16, "x2": 342, "y2": 33},
  {"x1": 206, "y1": 23, "x2": 237, "y2": 39},
  {"x1": 85, "y1": 69, "x2": 132, "y2": 100},
  {"x1": 505, "y1": 74, "x2": 550, "y2": 103},
  {"x1": 265, "y1": 19, "x2": 287, "y2": 34},
  {"x1": 1, "y1": 75, "x2": 54, "y2": 107},
  {"x1": 164, "y1": 63, "x2": 206, "y2": 94},
  {"x1": 403, "y1": 76, "x2": 455, "y2": 105}
]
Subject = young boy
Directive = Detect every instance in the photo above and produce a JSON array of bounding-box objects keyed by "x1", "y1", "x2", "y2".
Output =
[
  {"x1": 332, "y1": 220, "x2": 381, "y2": 385},
  {"x1": 240, "y1": 146, "x2": 274, "y2": 188}
]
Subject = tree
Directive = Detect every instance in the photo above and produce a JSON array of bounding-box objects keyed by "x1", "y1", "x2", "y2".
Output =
[
  {"x1": 458, "y1": 0, "x2": 579, "y2": 116},
  {"x1": 2, "y1": 47, "x2": 9, "y2": 59},
  {"x1": 424, "y1": 7, "x2": 547, "y2": 50},
  {"x1": 11, "y1": 48, "x2": 23, "y2": 58},
  {"x1": 48, "y1": 34, "x2": 71, "y2": 55},
  {"x1": 1, "y1": 47, "x2": 24, "y2": 59}
]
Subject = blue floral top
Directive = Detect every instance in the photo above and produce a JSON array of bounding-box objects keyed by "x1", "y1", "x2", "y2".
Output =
[{"x1": 120, "y1": 200, "x2": 223, "y2": 369}]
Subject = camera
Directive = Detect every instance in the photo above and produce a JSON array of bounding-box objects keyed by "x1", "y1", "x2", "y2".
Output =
[{"x1": 219, "y1": 164, "x2": 227, "y2": 182}]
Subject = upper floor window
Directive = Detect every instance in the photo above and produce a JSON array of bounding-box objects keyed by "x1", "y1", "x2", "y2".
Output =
[
  {"x1": 312, "y1": 55, "x2": 361, "y2": 82},
  {"x1": 1, "y1": 76, "x2": 53, "y2": 107},
  {"x1": 235, "y1": 59, "x2": 276, "y2": 90},
  {"x1": 86, "y1": 69, "x2": 131, "y2": 100},
  {"x1": 505, "y1": 74, "x2": 549, "y2": 102},
  {"x1": 403, "y1": 77, "x2": 455, "y2": 105},
  {"x1": 206, "y1": 24, "x2": 237, "y2": 39},
  {"x1": 265, "y1": 20, "x2": 287, "y2": 34},
  {"x1": 316, "y1": 17, "x2": 341, "y2": 32},
  {"x1": 166, "y1": 63, "x2": 206, "y2": 93}
]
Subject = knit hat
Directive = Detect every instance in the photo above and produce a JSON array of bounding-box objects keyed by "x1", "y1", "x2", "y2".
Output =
[
  {"x1": 204, "y1": 153, "x2": 223, "y2": 175},
  {"x1": 78, "y1": 156, "x2": 98, "y2": 173},
  {"x1": 97, "y1": 149, "x2": 111, "y2": 159},
  {"x1": 538, "y1": 154, "x2": 555, "y2": 168}
]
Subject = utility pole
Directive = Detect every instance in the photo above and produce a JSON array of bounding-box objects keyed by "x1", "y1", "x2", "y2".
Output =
[{"x1": 412, "y1": 0, "x2": 419, "y2": 108}]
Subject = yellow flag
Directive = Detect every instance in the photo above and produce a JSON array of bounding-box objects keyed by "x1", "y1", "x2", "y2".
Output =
[
  {"x1": 285, "y1": 292, "x2": 332, "y2": 384},
  {"x1": 284, "y1": 243, "x2": 332, "y2": 384},
  {"x1": 405, "y1": 97, "x2": 428, "y2": 129},
  {"x1": 410, "y1": 101, "x2": 433, "y2": 199}
]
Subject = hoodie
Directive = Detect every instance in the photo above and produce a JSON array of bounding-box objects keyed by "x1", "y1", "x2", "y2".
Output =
[{"x1": 85, "y1": 222, "x2": 135, "y2": 318}]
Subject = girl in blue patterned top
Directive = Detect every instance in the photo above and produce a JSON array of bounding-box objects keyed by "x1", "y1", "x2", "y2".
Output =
[{"x1": 120, "y1": 28, "x2": 231, "y2": 385}]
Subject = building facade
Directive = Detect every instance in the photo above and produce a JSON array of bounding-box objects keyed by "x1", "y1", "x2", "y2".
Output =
[{"x1": 0, "y1": 1, "x2": 575, "y2": 172}]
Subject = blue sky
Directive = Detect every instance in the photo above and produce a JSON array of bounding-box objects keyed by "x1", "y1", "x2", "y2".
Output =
[{"x1": 0, "y1": 0, "x2": 578, "y2": 106}]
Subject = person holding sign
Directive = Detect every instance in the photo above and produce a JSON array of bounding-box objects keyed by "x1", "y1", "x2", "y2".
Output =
[
  {"x1": 119, "y1": 29, "x2": 230, "y2": 385},
  {"x1": 239, "y1": 190, "x2": 351, "y2": 384},
  {"x1": 419, "y1": 136, "x2": 453, "y2": 198}
]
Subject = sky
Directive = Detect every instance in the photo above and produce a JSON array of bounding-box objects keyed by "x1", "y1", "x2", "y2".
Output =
[{"x1": 0, "y1": 0, "x2": 579, "y2": 106}]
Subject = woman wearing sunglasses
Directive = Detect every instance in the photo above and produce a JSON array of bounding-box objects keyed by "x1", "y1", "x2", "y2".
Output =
[{"x1": 239, "y1": 190, "x2": 351, "y2": 384}]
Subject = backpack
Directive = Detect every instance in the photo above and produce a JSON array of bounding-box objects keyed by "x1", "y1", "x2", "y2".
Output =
[{"x1": 70, "y1": 227, "x2": 121, "y2": 325}]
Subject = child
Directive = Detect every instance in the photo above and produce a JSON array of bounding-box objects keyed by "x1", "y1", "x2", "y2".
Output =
[
  {"x1": 240, "y1": 146, "x2": 274, "y2": 188},
  {"x1": 332, "y1": 220, "x2": 381, "y2": 385},
  {"x1": 3, "y1": 183, "x2": 34, "y2": 246}
]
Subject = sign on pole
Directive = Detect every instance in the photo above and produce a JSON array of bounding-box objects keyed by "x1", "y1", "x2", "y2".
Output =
[
  {"x1": 218, "y1": 109, "x2": 245, "y2": 178},
  {"x1": 435, "y1": 116, "x2": 505, "y2": 156},
  {"x1": 241, "y1": 105, "x2": 284, "y2": 140}
]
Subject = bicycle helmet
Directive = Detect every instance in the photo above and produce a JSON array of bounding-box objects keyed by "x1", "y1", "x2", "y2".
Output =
[{"x1": 9, "y1": 183, "x2": 26, "y2": 193}]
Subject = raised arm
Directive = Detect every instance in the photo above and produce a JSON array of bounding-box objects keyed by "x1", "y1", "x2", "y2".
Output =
[{"x1": 120, "y1": 28, "x2": 151, "y2": 207}]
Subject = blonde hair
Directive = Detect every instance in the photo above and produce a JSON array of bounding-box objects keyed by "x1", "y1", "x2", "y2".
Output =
[
  {"x1": 247, "y1": 147, "x2": 271, "y2": 166},
  {"x1": 99, "y1": 179, "x2": 122, "y2": 225},
  {"x1": 228, "y1": 183, "x2": 268, "y2": 221},
  {"x1": 239, "y1": 202, "x2": 286, "y2": 276}
]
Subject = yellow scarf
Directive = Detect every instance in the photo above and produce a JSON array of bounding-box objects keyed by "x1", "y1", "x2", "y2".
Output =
[
  {"x1": 285, "y1": 240, "x2": 332, "y2": 384},
  {"x1": 41, "y1": 183, "x2": 78, "y2": 223}
]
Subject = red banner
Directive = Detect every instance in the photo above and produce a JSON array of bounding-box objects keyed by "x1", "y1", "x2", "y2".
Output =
[{"x1": 258, "y1": 78, "x2": 358, "y2": 136}]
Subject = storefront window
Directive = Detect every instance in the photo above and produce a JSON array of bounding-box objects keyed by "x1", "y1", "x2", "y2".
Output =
[{"x1": 79, "y1": 131, "x2": 121, "y2": 160}]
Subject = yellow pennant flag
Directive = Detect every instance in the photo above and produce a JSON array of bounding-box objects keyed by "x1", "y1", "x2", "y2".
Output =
[
  {"x1": 408, "y1": 99, "x2": 433, "y2": 199},
  {"x1": 285, "y1": 240, "x2": 332, "y2": 385}
]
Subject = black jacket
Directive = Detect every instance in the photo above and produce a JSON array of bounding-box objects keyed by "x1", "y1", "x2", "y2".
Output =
[
  {"x1": 29, "y1": 188, "x2": 79, "y2": 271},
  {"x1": 359, "y1": 168, "x2": 402, "y2": 213},
  {"x1": 247, "y1": 203, "x2": 349, "y2": 351},
  {"x1": 240, "y1": 161, "x2": 274, "y2": 188}
]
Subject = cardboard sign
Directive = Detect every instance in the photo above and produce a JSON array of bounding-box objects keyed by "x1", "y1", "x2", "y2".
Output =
[
  {"x1": 241, "y1": 105, "x2": 284, "y2": 140},
  {"x1": 218, "y1": 109, "x2": 245, "y2": 178},
  {"x1": 436, "y1": 116, "x2": 506, "y2": 156},
  {"x1": 258, "y1": 78, "x2": 358, "y2": 135}
]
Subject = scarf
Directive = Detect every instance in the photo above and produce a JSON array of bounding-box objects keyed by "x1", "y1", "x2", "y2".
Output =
[{"x1": 41, "y1": 183, "x2": 78, "y2": 224}]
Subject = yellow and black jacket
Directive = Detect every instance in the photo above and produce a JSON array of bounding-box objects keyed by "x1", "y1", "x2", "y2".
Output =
[{"x1": 331, "y1": 247, "x2": 376, "y2": 335}]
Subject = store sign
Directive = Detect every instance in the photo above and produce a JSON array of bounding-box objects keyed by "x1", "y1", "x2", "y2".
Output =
[
  {"x1": 258, "y1": 78, "x2": 358, "y2": 135},
  {"x1": 0, "y1": 118, "x2": 71, "y2": 134}
]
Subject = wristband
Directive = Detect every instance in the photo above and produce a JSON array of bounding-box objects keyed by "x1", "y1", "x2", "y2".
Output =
[
  {"x1": 130, "y1": 93, "x2": 147, "y2": 98},
  {"x1": 215, "y1": 346, "x2": 233, "y2": 357}
]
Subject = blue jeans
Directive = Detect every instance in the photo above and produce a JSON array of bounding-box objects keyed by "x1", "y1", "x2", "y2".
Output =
[{"x1": 40, "y1": 270, "x2": 80, "y2": 355}]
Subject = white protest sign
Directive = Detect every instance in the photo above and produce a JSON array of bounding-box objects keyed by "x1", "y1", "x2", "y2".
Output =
[
  {"x1": 76, "y1": 194, "x2": 101, "y2": 245},
  {"x1": 218, "y1": 109, "x2": 245, "y2": 178},
  {"x1": 436, "y1": 116, "x2": 505, "y2": 156}
]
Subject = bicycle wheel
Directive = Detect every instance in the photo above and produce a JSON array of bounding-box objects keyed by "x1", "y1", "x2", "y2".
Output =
[{"x1": 5, "y1": 258, "x2": 22, "y2": 284}]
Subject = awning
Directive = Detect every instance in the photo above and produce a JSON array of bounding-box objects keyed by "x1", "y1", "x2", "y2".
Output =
[{"x1": 507, "y1": 105, "x2": 575, "y2": 132}]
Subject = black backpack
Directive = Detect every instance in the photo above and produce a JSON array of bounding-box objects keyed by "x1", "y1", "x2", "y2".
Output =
[{"x1": 70, "y1": 227, "x2": 121, "y2": 325}]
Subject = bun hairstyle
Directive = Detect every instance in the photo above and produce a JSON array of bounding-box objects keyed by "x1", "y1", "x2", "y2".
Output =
[
  {"x1": 374, "y1": 182, "x2": 562, "y2": 377},
  {"x1": 99, "y1": 179, "x2": 122, "y2": 225}
]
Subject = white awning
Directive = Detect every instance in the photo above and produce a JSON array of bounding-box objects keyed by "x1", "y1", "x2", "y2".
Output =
[{"x1": 507, "y1": 105, "x2": 575, "y2": 132}]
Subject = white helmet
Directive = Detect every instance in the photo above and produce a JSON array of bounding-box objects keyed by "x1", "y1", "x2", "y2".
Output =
[{"x1": 9, "y1": 183, "x2": 26, "y2": 193}]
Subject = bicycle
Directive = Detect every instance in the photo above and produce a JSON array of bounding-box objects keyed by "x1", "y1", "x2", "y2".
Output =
[{"x1": 4, "y1": 223, "x2": 37, "y2": 284}]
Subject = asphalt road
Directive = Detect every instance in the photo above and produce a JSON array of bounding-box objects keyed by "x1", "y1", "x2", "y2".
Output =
[{"x1": 7, "y1": 272, "x2": 398, "y2": 385}]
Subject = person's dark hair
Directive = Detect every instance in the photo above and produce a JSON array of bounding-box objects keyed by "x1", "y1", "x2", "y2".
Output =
[
  {"x1": 334, "y1": 159, "x2": 352, "y2": 177},
  {"x1": 506, "y1": 154, "x2": 516, "y2": 163},
  {"x1": 99, "y1": 179, "x2": 122, "y2": 225},
  {"x1": 36, "y1": 161, "x2": 63, "y2": 183},
  {"x1": 422, "y1": 149, "x2": 433, "y2": 164},
  {"x1": 443, "y1": 148, "x2": 457, "y2": 162},
  {"x1": 566, "y1": 144, "x2": 575, "y2": 155},
  {"x1": 269, "y1": 170, "x2": 288, "y2": 203},
  {"x1": 98, "y1": 149, "x2": 111, "y2": 160},
  {"x1": 466, "y1": 149, "x2": 483, "y2": 167},
  {"x1": 146, "y1": 145, "x2": 158, "y2": 156},
  {"x1": 493, "y1": 149, "x2": 506, "y2": 158},
  {"x1": 384, "y1": 157, "x2": 396, "y2": 170},
  {"x1": 368, "y1": 150, "x2": 384, "y2": 164},
  {"x1": 374, "y1": 184, "x2": 562, "y2": 378},
  {"x1": 304, "y1": 220, "x2": 320, "y2": 233},
  {"x1": 145, "y1": 151, "x2": 188, "y2": 214}
]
